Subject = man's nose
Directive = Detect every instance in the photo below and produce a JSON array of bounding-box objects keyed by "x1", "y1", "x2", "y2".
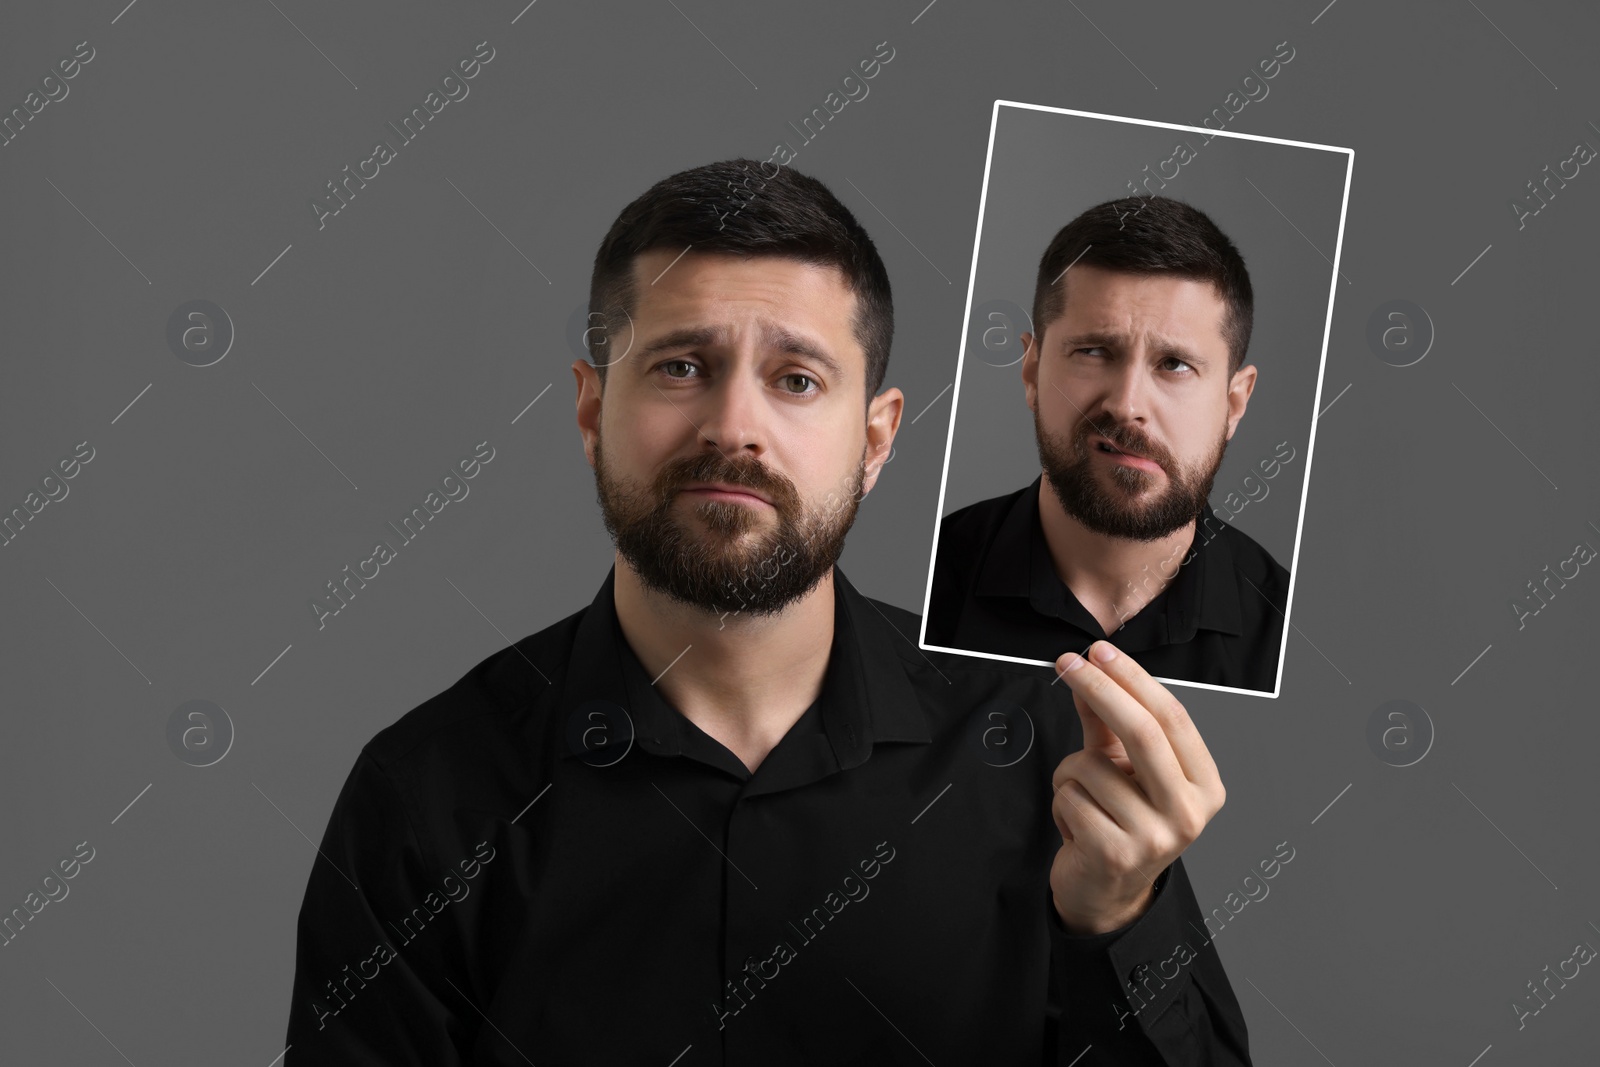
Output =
[
  {"x1": 694, "y1": 364, "x2": 768, "y2": 456},
  {"x1": 1098, "y1": 357, "x2": 1149, "y2": 425}
]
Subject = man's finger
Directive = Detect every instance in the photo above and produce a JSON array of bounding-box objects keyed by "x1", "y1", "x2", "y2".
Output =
[
  {"x1": 1052, "y1": 777, "x2": 1160, "y2": 887},
  {"x1": 1052, "y1": 776, "x2": 1121, "y2": 851},
  {"x1": 1071, "y1": 686, "x2": 1122, "y2": 753},
  {"x1": 1057, "y1": 651, "x2": 1122, "y2": 754},
  {"x1": 1075, "y1": 640, "x2": 1219, "y2": 789},
  {"x1": 1055, "y1": 644, "x2": 1187, "y2": 809},
  {"x1": 1052, "y1": 751, "x2": 1152, "y2": 831}
]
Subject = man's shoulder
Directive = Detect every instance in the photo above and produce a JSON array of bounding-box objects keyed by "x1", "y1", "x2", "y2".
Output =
[
  {"x1": 936, "y1": 481, "x2": 1031, "y2": 549},
  {"x1": 929, "y1": 482, "x2": 1033, "y2": 602},
  {"x1": 1207, "y1": 514, "x2": 1291, "y2": 602},
  {"x1": 359, "y1": 601, "x2": 587, "y2": 777}
]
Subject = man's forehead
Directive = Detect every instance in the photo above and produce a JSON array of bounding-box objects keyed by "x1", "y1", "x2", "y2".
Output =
[
  {"x1": 626, "y1": 251, "x2": 863, "y2": 364},
  {"x1": 1051, "y1": 271, "x2": 1226, "y2": 347},
  {"x1": 629, "y1": 248, "x2": 852, "y2": 300}
]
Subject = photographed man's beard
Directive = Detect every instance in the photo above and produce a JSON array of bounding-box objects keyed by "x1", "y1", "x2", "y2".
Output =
[
  {"x1": 593, "y1": 437, "x2": 866, "y2": 617},
  {"x1": 1035, "y1": 411, "x2": 1227, "y2": 542}
]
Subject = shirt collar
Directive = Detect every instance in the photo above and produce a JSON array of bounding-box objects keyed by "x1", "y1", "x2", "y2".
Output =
[
  {"x1": 973, "y1": 474, "x2": 1243, "y2": 642},
  {"x1": 556, "y1": 563, "x2": 931, "y2": 772}
]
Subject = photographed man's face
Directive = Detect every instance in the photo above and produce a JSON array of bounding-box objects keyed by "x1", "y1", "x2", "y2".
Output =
[
  {"x1": 1020, "y1": 263, "x2": 1256, "y2": 541},
  {"x1": 572, "y1": 251, "x2": 900, "y2": 616}
]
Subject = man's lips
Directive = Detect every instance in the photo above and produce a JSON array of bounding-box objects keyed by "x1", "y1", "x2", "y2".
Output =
[
  {"x1": 680, "y1": 482, "x2": 773, "y2": 506},
  {"x1": 1088, "y1": 436, "x2": 1163, "y2": 473}
]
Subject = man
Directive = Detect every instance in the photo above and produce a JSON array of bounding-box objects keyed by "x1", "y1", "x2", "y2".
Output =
[
  {"x1": 285, "y1": 162, "x2": 1251, "y2": 1064},
  {"x1": 925, "y1": 197, "x2": 1291, "y2": 694}
]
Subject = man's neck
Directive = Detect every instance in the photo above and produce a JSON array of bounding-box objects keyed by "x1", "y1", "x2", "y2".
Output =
[
  {"x1": 611, "y1": 553, "x2": 836, "y2": 773},
  {"x1": 1035, "y1": 475, "x2": 1197, "y2": 637}
]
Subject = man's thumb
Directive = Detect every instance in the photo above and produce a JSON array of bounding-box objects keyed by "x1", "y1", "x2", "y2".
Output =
[{"x1": 1074, "y1": 692, "x2": 1118, "y2": 751}]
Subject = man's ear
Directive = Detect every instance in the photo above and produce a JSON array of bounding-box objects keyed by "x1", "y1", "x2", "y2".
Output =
[
  {"x1": 1019, "y1": 331, "x2": 1039, "y2": 413},
  {"x1": 572, "y1": 359, "x2": 602, "y2": 466},
  {"x1": 1224, "y1": 363, "x2": 1258, "y2": 439},
  {"x1": 860, "y1": 386, "x2": 905, "y2": 496}
]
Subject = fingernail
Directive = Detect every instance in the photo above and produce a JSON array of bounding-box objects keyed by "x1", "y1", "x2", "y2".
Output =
[
  {"x1": 1060, "y1": 653, "x2": 1085, "y2": 672},
  {"x1": 1091, "y1": 642, "x2": 1117, "y2": 664}
]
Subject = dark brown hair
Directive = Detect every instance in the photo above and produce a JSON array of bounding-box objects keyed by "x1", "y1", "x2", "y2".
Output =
[
  {"x1": 587, "y1": 159, "x2": 894, "y2": 403},
  {"x1": 1031, "y1": 196, "x2": 1253, "y2": 376}
]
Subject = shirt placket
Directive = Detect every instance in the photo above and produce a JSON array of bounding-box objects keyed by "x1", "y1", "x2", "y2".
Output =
[{"x1": 719, "y1": 788, "x2": 769, "y2": 1062}]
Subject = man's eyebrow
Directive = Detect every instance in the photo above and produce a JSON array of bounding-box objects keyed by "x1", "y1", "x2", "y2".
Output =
[
  {"x1": 636, "y1": 324, "x2": 847, "y2": 380},
  {"x1": 768, "y1": 327, "x2": 845, "y2": 380},
  {"x1": 1059, "y1": 331, "x2": 1210, "y2": 368},
  {"x1": 638, "y1": 326, "x2": 722, "y2": 359}
]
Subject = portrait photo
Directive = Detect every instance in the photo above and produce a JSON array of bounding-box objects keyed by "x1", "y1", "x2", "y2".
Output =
[{"x1": 921, "y1": 100, "x2": 1353, "y2": 697}]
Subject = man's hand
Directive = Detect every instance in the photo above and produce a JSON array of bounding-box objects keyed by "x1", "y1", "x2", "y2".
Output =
[{"x1": 1048, "y1": 639, "x2": 1226, "y2": 935}]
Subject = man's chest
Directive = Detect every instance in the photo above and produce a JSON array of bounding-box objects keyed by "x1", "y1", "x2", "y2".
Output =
[{"x1": 450, "y1": 743, "x2": 1060, "y2": 1064}]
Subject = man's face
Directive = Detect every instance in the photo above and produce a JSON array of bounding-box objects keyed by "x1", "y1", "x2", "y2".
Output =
[
  {"x1": 573, "y1": 251, "x2": 901, "y2": 617},
  {"x1": 1020, "y1": 264, "x2": 1256, "y2": 542}
]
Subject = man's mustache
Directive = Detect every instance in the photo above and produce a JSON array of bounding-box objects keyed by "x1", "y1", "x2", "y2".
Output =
[
  {"x1": 657, "y1": 455, "x2": 797, "y2": 506},
  {"x1": 1078, "y1": 421, "x2": 1170, "y2": 468}
]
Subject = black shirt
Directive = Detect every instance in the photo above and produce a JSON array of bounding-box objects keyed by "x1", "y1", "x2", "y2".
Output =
[
  {"x1": 285, "y1": 563, "x2": 1252, "y2": 1065},
  {"x1": 925, "y1": 475, "x2": 1290, "y2": 694}
]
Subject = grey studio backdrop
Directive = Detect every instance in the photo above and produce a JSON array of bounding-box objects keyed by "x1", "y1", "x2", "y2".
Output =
[
  {"x1": 0, "y1": 0, "x2": 1596, "y2": 1064},
  {"x1": 930, "y1": 102, "x2": 1351, "y2": 694}
]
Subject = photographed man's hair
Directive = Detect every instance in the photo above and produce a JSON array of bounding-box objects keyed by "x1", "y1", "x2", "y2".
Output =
[
  {"x1": 587, "y1": 159, "x2": 895, "y2": 403},
  {"x1": 1031, "y1": 196, "x2": 1254, "y2": 377}
]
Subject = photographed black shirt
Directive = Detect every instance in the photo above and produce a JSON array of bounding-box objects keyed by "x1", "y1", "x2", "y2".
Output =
[
  {"x1": 925, "y1": 475, "x2": 1290, "y2": 694},
  {"x1": 284, "y1": 563, "x2": 1252, "y2": 1065}
]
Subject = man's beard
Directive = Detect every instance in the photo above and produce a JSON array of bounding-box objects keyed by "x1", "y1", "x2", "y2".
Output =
[
  {"x1": 593, "y1": 436, "x2": 866, "y2": 617},
  {"x1": 1035, "y1": 409, "x2": 1227, "y2": 542}
]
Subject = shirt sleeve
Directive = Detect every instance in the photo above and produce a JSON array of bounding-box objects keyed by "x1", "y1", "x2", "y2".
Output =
[
  {"x1": 1047, "y1": 857, "x2": 1253, "y2": 1065},
  {"x1": 284, "y1": 749, "x2": 475, "y2": 1065}
]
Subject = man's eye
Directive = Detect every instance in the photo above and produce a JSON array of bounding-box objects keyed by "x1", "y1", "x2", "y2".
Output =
[
  {"x1": 660, "y1": 359, "x2": 698, "y2": 379},
  {"x1": 1161, "y1": 357, "x2": 1195, "y2": 374},
  {"x1": 781, "y1": 373, "x2": 819, "y2": 395},
  {"x1": 1075, "y1": 347, "x2": 1107, "y2": 357}
]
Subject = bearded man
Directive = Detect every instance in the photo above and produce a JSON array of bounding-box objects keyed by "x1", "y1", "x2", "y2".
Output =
[
  {"x1": 926, "y1": 196, "x2": 1290, "y2": 695},
  {"x1": 285, "y1": 164, "x2": 1252, "y2": 1066}
]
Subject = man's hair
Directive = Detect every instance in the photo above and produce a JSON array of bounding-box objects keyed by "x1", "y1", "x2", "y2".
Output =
[
  {"x1": 587, "y1": 159, "x2": 894, "y2": 403},
  {"x1": 1031, "y1": 196, "x2": 1253, "y2": 377}
]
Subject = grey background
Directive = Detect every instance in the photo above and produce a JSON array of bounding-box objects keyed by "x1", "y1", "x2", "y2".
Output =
[
  {"x1": 2, "y1": 0, "x2": 1596, "y2": 1064},
  {"x1": 929, "y1": 102, "x2": 1350, "y2": 693}
]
